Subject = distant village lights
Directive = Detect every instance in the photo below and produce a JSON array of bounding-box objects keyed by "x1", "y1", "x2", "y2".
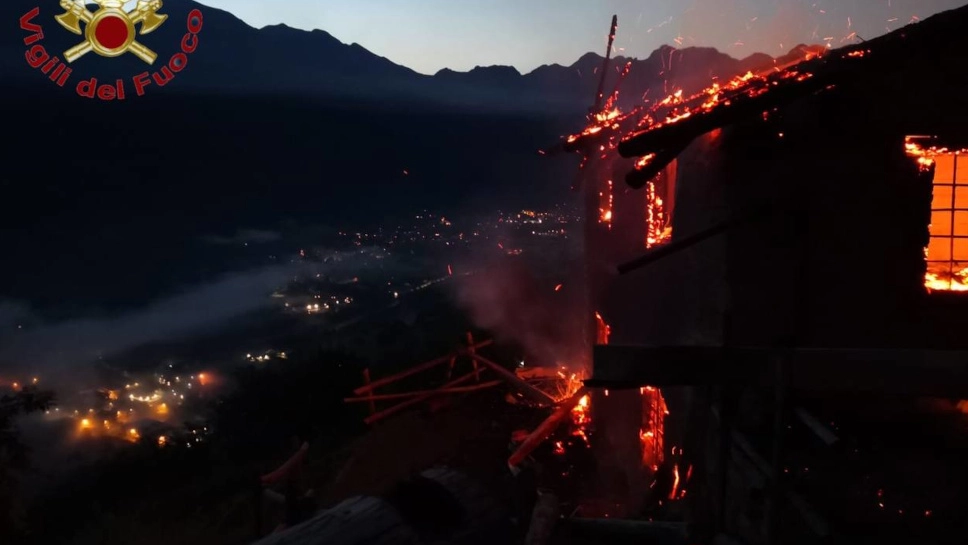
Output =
[{"x1": 18, "y1": 7, "x2": 204, "y2": 99}]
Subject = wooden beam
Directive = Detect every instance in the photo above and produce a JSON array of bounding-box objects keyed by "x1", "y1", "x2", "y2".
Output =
[
  {"x1": 616, "y1": 206, "x2": 768, "y2": 275},
  {"x1": 363, "y1": 369, "x2": 488, "y2": 425},
  {"x1": 472, "y1": 355, "x2": 557, "y2": 405},
  {"x1": 344, "y1": 380, "x2": 503, "y2": 403},
  {"x1": 508, "y1": 387, "x2": 587, "y2": 469},
  {"x1": 589, "y1": 345, "x2": 968, "y2": 397},
  {"x1": 352, "y1": 339, "x2": 493, "y2": 395}
]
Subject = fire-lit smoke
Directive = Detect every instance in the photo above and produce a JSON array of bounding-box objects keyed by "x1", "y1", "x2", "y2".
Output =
[{"x1": 453, "y1": 256, "x2": 588, "y2": 369}]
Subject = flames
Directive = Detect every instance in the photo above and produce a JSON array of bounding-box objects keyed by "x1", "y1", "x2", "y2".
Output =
[
  {"x1": 595, "y1": 311, "x2": 611, "y2": 345},
  {"x1": 640, "y1": 386, "x2": 669, "y2": 470},
  {"x1": 904, "y1": 137, "x2": 940, "y2": 173},
  {"x1": 564, "y1": 45, "x2": 870, "y2": 249},
  {"x1": 646, "y1": 179, "x2": 672, "y2": 248},
  {"x1": 553, "y1": 368, "x2": 586, "y2": 402},
  {"x1": 571, "y1": 394, "x2": 591, "y2": 446},
  {"x1": 595, "y1": 312, "x2": 668, "y2": 473},
  {"x1": 567, "y1": 47, "x2": 827, "y2": 156},
  {"x1": 905, "y1": 136, "x2": 968, "y2": 292},
  {"x1": 599, "y1": 179, "x2": 614, "y2": 227}
]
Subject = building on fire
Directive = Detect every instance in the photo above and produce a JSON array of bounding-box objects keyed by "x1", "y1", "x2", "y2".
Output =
[{"x1": 568, "y1": 4, "x2": 968, "y2": 544}]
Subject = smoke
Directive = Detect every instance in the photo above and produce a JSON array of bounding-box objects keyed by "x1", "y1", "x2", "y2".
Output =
[
  {"x1": 453, "y1": 252, "x2": 588, "y2": 369},
  {"x1": 0, "y1": 249, "x2": 386, "y2": 386}
]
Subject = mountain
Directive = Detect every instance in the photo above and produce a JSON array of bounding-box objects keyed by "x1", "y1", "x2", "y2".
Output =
[
  {"x1": 2, "y1": 0, "x2": 793, "y2": 112},
  {"x1": 0, "y1": 0, "x2": 797, "y2": 311}
]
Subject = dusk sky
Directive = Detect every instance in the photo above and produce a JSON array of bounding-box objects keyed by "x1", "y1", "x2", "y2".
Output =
[{"x1": 192, "y1": 0, "x2": 967, "y2": 74}]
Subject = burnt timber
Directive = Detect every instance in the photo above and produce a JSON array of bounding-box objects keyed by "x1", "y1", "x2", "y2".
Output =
[{"x1": 584, "y1": 3, "x2": 968, "y2": 545}]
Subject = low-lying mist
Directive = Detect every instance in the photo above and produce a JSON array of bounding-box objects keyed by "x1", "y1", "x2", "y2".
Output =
[{"x1": 0, "y1": 248, "x2": 392, "y2": 389}]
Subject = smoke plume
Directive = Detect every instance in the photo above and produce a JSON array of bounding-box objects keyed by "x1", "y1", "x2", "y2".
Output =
[{"x1": 453, "y1": 253, "x2": 588, "y2": 369}]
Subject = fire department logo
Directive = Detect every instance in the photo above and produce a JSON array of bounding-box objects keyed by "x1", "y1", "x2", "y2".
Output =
[
  {"x1": 19, "y1": 1, "x2": 203, "y2": 99},
  {"x1": 55, "y1": 0, "x2": 168, "y2": 64}
]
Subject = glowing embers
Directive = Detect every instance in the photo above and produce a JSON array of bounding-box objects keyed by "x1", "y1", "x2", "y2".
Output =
[
  {"x1": 643, "y1": 159, "x2": 676, "y2": 248},
  {"x1": 599, "y1": 179, "x2": 614, "y2": 227},
  {"x1": 571, "y1": 394, "x2": 592, "y2": 446},
  {"x1": 645, "y1": 180, "x2": 672, "y2": 248},
  {"x1": 907, "y1": 137, "x2": 968, "y2": 292},
  {"x1": 640, "y1": 386, "x2": 668, "y2": 470},
  {"x1": 595, "y1": 311, "x2": 611, "y2": 345}
]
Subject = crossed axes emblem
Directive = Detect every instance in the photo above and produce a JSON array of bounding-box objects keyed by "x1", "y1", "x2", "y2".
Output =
[{"x1": 55, "y1": 0, "x2": 168, "y2": 64}]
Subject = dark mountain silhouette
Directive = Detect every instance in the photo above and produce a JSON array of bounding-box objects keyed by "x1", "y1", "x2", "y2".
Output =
[
  {"x1": 1, "y1": 0, "x2": 797, "y2": 111},
  {"x1": 0, "y1": 0, "x2": 797, "y2": 311}
]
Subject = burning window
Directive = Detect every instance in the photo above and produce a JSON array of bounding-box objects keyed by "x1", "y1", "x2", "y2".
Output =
[
  {"x1": 646, "y1": 159, "x2": 676, "y2": 248},
  {"x1": 912, "y1": 137, "x2": 968, "y2": 291}
]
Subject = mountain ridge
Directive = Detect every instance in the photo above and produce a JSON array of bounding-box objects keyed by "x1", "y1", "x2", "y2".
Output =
[{"x1": 1, "y1": 0, "x2": 796, "y2": 112}]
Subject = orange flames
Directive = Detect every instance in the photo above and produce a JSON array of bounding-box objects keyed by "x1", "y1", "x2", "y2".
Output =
[
  {"x1": 905, "y1": 136, "x2": 968, "y2": 292},
  {"x1": 571, "y1": 393, "x2": 592, "y2": 446},
  {"x1": 595, "y1": 312, "x2": 611, "y2": 345},
  {"x1": 553, "y1": 368, "x2": 586, "y2": 402},
  {"x1": 646, "y1": 179, "x2": 671, "y2": 248},
  {"x1": 640, "y1": 385, "x2": 669, "y2": 470},
  {"x1": 566, "y1": 45, "x2": 858, "y2": 240},
  {"x1": 596, "y1": 312, "x2": 668, "y2": 471},
  {"x1": 599, "y1": 179, "x2": 614, "y2": 227}
]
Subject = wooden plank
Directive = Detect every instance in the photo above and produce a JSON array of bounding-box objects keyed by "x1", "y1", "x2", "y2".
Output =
[
  {"x1": 344, "y1": 380, "x2": 502, "y2": 403},
  {"x1": 508, "y1": 387, "x2": 588, "y2": 468},
  {"x1": 589, "y1": 345, "x2": 968, "y2": 396},
  {"x1": 473, "y1": 355, "x2": 557, "y2": 405},
  {"x1": 352, "y1": 339, "x2": 493, "y2": 395},
  {"x1": 617, "y1": 206, "x2": 768, "y2": 274},
  {"x1": 363, "y1": 369, "x2": 487, "y2": 425}
]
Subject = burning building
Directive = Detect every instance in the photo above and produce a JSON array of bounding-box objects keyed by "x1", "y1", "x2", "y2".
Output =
[{"x1": 564, "y1": 4, "x2": 968, "y2": 545}]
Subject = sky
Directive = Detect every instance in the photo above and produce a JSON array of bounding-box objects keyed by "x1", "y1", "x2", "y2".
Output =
[{"x1": 190, "y1": 0, "x2": 968, "y2": 75}]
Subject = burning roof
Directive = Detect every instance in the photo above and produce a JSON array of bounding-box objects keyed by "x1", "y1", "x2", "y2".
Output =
[{"x1": 564, "y1": 3, "x2": 968, "y2": 192}]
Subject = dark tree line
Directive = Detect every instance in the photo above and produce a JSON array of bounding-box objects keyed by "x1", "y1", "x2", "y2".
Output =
[{"x1": 0, "y1": 386, "x2": 54, "y2": 542}]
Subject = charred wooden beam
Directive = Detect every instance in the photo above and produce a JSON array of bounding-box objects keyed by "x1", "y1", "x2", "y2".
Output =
[
  {"x1": 344, "y1": 380, "x2": 503, "y2": 403},
  {"x1": 617, "y1": 206, "x2": 768, "y2": 275},
  {"x1": 728, "y1": 429, "x2": 832, "y2": 539},
  {"x1": 473, "y1": 355, "x2": 557, "y2": 405},
  {"x1": 352, "y1": 339, "x2": 493, "y2": 396},
  {"x1": 625, "y1": 139, "x2": 692, "y2": 189},
  {"x1": 508, "y1": 387, "x2": 587, "y2": 469},
  {"x1": 592, "y1": 15, "x2": 619, "y2": 113},
  {"x1": 363, "y1": 368, "x2": 488, "y2": 425},
  {"x1": 588, "y1": 345, "x2": 968, "y2": 397}
]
